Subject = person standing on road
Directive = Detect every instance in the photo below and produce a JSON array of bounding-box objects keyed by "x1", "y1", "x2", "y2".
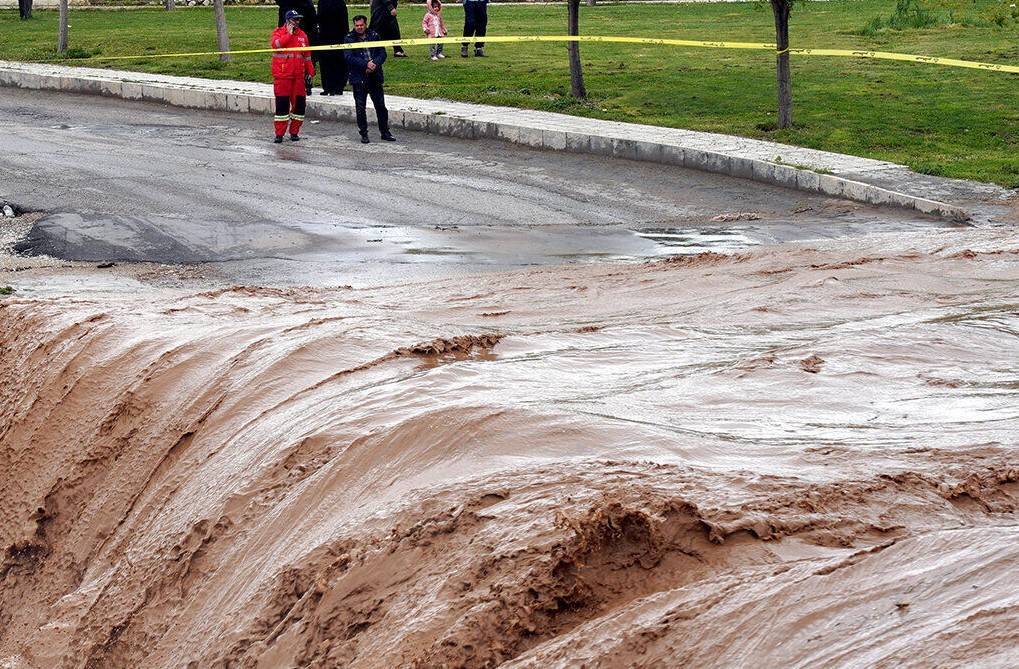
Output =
[
  {"x1": 461, "y1": 0, "x2": 488, "y2": 58},
  {"x1": 422, "y1": 0, "x2": 447, "y2": 61},
  {"x1": 277, "y1": 0, "x2": 318, "y2": 93},
  {"x1": 344, "y1": 15, "x2": 396, "y2": 144},
  {"x1": 370, "y1": 0, "x2": 407, "y2": 57},
  {"x1": 270, "y1": 10, "x2": 315, "y2": 143},
  {"x1": 317, "y1": 0, "x2": 350, "y2": 95}
]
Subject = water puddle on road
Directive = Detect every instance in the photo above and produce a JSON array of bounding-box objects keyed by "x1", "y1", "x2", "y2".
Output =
[{"x1": 633, "y1": 226, "x2": 762, "y2": 254}]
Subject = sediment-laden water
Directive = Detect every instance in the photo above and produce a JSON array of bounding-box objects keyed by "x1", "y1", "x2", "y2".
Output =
[{"x1": 1, "y1": 227, "x2": 1017, "y2": 668}]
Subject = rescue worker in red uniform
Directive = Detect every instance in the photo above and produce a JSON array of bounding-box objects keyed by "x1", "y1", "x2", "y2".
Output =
[{"x1": 271, "y1": 10, "x2": 315, "y2": 143}]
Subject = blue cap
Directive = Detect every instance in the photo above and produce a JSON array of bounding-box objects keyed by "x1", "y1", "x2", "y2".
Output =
[{"x1": 284, "y1": 10, "x2": 303, "y2": 21}]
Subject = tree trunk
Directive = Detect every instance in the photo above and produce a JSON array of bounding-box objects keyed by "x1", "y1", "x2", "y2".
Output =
[
  {"x1": 164, "y1": 0, "x2": 175, "y2": 11},
  {"x1": 57, "y1": 0, "x2": 68, "y2": 54},
  {"x1": 214, "y1": 0, "x2": 231, "y2": 62},
  {"x1": 567, "y1": 0, "x2": 586, "y2": 99},
  {"x1": 18, "y1": 0, "x2": 33, "y2": 20},
  {"x1": 771, "y1": 0, "x2": 792, "y2": 128}
]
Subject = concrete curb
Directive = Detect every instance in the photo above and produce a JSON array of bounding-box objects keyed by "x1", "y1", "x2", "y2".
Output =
[{"x1": 0, "y1": 60, "x2": 970, "y2": 221}]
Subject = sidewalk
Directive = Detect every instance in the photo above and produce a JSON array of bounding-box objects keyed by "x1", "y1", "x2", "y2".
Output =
[{"x1": 2, "y1": 59, "x2": 1012, "y2": 221}]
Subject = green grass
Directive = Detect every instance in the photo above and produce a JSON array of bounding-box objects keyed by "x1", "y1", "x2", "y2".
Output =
[{"x1": 3, "y1": 1, "x2": 1019, "y2": 185}]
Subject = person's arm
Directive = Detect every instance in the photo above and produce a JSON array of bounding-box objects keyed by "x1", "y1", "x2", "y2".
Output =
[
  {"x1": 371, "y1": 44, "x2": 387, "y2": 67},
  {"x1": 271, "y1": 27, "x2": 295, "y2": 49},
  {"x1": 422, "y1": 13, "x2": 430, "y2": 36}
]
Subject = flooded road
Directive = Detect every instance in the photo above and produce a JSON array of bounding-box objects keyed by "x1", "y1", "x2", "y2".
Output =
[
  {"x1": 2, "y1": 88, "x2": 1018, "y2": 669},
  {"x1": 2, "y1": 225, "x2": 1018, "y2": 668}
]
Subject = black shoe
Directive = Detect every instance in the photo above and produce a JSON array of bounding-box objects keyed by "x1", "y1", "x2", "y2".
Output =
[
  {"x1": 461, "y1": 45, "x2": 469, "y2": 58},
  {"x1": 290, "y1": 134, "x2": 300, "y2": 142},
  {"x1": 475, "y1": 48, "x2": 486, "y2": 57},
  {"x1": 360, "y1": 134, "x2": 370, "y2": 144},
  {"x1": 380, "y1": 133, "x2": 396, "y2": 142},
  {"x1": 394, "y1": 50, "x2": 408, "y2": 58},
  {"x1": 273, "y1": 135, "x2": 283, "y2": 143}
]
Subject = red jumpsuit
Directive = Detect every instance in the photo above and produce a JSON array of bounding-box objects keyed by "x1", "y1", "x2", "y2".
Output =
[{"x1": 270, "y1": 26, "x2": 315, "y2": 138}]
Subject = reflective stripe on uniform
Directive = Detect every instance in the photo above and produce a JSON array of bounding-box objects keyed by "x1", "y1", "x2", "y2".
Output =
[
  {"x1": 274, "y1": 115, "x2": 290, "y2": 121},
  {"x1": 272, "y1": 53, "x2": 301, "y2": 59},
  {"x1": 289, "y1": 114, "x2": 305, "y2": 120}
]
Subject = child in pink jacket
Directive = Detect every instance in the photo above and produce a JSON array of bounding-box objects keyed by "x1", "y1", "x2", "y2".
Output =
[{"x1": 422, "y1": 0, "x2": 447, "y2": 61}]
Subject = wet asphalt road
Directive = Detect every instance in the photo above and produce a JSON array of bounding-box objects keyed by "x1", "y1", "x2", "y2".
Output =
[{"x1": 1, "y1": 88, "x2": 960, "y2": 285}]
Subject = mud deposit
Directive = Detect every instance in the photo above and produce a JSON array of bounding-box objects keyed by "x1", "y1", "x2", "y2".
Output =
[{"x1": 2, "y1": 228, "x2": 1018, "y2": 668}]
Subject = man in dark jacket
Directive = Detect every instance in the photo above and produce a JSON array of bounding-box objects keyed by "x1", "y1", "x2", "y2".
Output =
[
  {"x1": 369, "y1": 0, "x2": 406, "y2": 57},
  {"x1": 344, "y1": 15, "x2": 396, "y2": 143},
  {"x1": 317, "y1": 0, "x2": 349, "y2": 95}
]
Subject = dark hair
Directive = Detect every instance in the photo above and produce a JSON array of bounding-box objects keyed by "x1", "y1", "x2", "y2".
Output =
[{"x1": 352, "y1": 14, "x2": 368, "y2": 23}]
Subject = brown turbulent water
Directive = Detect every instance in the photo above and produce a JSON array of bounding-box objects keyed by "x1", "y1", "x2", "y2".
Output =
[{"x1": 1, "y1": 227, "x2": 1018, "y2": 668}]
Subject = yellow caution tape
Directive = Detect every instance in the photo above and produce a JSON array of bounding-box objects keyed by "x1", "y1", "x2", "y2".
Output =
[{"x1": 54, "y1": 35, "x2": 1019, "y2": 75}]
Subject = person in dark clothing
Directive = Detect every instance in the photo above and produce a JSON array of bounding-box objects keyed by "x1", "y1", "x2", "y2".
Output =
[
  {"x1": 277, "y1": 0, "x2": 319, "y2": 93},
  {"x1": 277, "y1": 0, "x2": 317, "y2": 31},
  {"x1": 317, "y1": 0, "x2": 349, "y2": 95},
  {"x1": 344, "y1": 15, "x2": 396, "y2": 143},
  {"x1": 369, "y1": 0, "x2": 407, "y2": 57},
  {"x1": 18, "y1": 0, "x2": 33, "y2": 20},
  {"x1": 460, "y1": 0, "x2": 488, "y2": 58}
]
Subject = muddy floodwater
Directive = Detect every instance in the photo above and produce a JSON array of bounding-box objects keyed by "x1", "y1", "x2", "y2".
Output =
[
  {"x1": 2, "y1": 88, "x2": 1019, "y2": 668},
  {"x1": 2, "y1": 225, "x2": 1018, "y2": 668}
]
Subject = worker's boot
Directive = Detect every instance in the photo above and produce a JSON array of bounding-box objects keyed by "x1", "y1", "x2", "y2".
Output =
[
  {"x1": 474, "y1": 47, "x2": 486, "y2": 57},
  {"x1": 460, "y1": 44, "x2": 469, "y2": 58}
]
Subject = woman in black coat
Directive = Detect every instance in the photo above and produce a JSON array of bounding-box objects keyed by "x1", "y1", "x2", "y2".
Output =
[
  {"x1": 317, "y1": 0, "x2": 349, "y2": 95},
  {"x1": 369, "y1": 0, "x2": 406, "y2": 57}
]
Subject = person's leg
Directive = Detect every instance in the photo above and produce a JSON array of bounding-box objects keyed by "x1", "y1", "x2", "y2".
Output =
[
  {"x1": 474, "y1": 2, "x2": 488, "y2": 53},
  {"x1": 368, "y1": 82, "x2": 391, "y2": 137},
  {"x1": 437, "y1": 43, "x2": 444, "y2": 58},
  {"x1": 289, "y1": 93, "x2": 306, "y2": 138},
  {"x1": 462, "y1": 2, "x2": 476, "y2": 56},
  {"x1": 319, "y1": 53, "x2": 334, "y2": 94},
  {"x1": 273, "y1": 79, "x2": 291, "y2": 139},
  {"x1": 391, "y1": 18, "x2": 406, "y2": 55},
  {"x1": 337, "y1": 52, "x2": 348, "y2": 94},
  {"x1": 430, "y1": 42, "x2": 439, "y2": 59},
  {"x1": 352, "y1": 83, "x2": 370, "y2": 138}
]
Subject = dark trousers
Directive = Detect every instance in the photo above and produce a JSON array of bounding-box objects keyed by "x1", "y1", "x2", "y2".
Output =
[
  {"x1": 371, "y1": 16, "x2": 405, "y2": 55},
  {"x1": 318, "y1": 51, "x2": 348, "y2": 94},
  {"x1": 462, "y1": 1, "x2": 488, "y2": 48},
  {"x1": 352, "y1": 80, "x2": 389, "y2": 136}
]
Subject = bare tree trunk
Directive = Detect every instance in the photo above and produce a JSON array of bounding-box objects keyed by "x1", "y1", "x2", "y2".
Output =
[
  {"x1": 57, "y1": 0, "x2": 68, "y2": 54},
  {"x1": 18, "y1": 0, "x2": 33, "y2": 20},
  {"x1": 567, "y1": 0, "x2": 586, "y2": 99},
  {"x1": 164, "y1": 0, "x2": 175, "y2": 11},
  {"x1": 771, "y1": 0, "x2": 792, "y2": 128},
  {"x1": 214, "y1": 0, "x2": 231, "y2": 62}
]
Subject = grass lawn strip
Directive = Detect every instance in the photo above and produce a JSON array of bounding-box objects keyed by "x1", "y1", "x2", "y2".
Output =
[{"x1": 2, "y1": 0, "x2": 1018, "y2": 186}]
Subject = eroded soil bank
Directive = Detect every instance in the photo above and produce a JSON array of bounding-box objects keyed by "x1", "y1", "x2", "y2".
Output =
[{"x1": 1, "y1": 227, "x2": 1018, "y2": 668}]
